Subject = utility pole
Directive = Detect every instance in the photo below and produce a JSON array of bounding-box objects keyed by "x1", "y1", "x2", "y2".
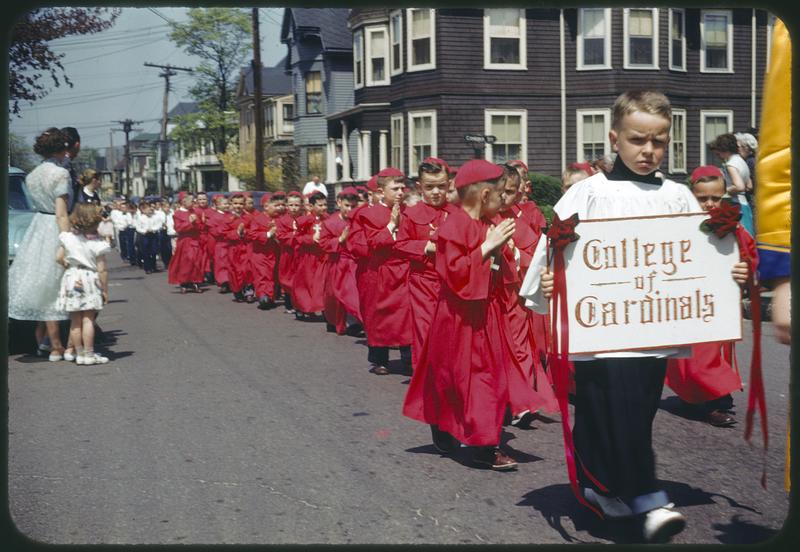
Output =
[
  {"x1": 112, "y1": 119, "x2": 142, "y2": 197},
  {"x1": 144, "y1": 62, "x2": 193, "y2": 197},
  {"x1": 252, "y1": 8, "x2": 265, "y2": 190}
]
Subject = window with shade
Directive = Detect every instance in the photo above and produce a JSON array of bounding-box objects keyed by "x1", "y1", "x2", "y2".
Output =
[
  {"x1": 578, "y1": 8, "x2": 611, "y2": 69},
  {"x1": 282, "y1": 104, "x2": 294, "y2": 133},
  {"x1": 577, "y1": 109, "x2": 610, "y2": 162},
  {"x1": 408, "y1": 111, "x2": 436, "y2": 175},
  {"x1": 701, "y1": 111, "x2": 733, "y2": 165},
  {"x1": 484, "y1": 9, "x2": 526, "y2": 69},
  {"x1": 407, "y1": 9, "x2": 435, "y2": 71},
  {"x1": 305, "y1": 71, "x2": 322, "y2": 114},
  {"x1": 366, "y1": 26, "x2": 389, "y2": 86},
  {"x1": 624, "y1": 8, "x2": 658, "y2": 69},
  {"x1": 390, "y1": 11, "x2": 403, "y2": 75},
  {"x1": 390, "y1": 114, "x2": 404, "y2": 170},
  {"x1": 669, "y1": 109, "x2": 687, "y2": 173},
  {"x1": 353, "y1": 31, "x2": 364, "y2": 88},
  {"x1": 485, "y1": 110, "x2": 527, "y2": 164},
  {"x1": 265, "y1": 104, "x2": 274, "y2": 137},
  {"x1": 307, "y1": 147, "x2": 326, "y2": 178},
  {"x1": 669, "y1": 9, "x2": 686, "y2": 71},
  {"x1": 701, "y1": 11, "x2": 732, "y2": 72}
]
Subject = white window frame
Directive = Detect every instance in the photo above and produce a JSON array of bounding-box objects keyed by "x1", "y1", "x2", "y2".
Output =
[
  {"x1": 483, "y1": 9, "x2": 527, "y2": 70},
  {"x1": 700, "y1": 110, "x2": 734, "y2": 166},
  {"x1": 577, "y1": 8, "x2": 612, "y2": 70},
  {"x1": 353, "y1": 30, "x2": 364, "y2": 89},
  {"x1": 700, "y1": 9, "x2": 734, "y2": 74},
  {"x1": 407, "y1": 110, "x2": 437, "y2": 177},
  {"x1": 365, "y1": 25, "x2": 390, "y2": 87},
  {"x1": 669, "y1": 108, "x2": 687, "y2": 174},
  {"x1": 623, "y1": 8, "x2": 659, "y2": 70},
  {"x1": 406, "y1": 8, "x2": 436, "y2": 72},
  {"x1": 576, "y1": 108, "x2": 611, "y2": 162},
  {"x1": 389, "y1": 10, "x2": 404, "y2": 77},
  {"x1": 484, "y1": 108, "x2": 527, "y2": 164},
  {"x1": 390, "y1": 113, "x2": 404, "y2": 170},
  {"x1": 668, "y1": 8, "x2": 687, "y2": 71}
]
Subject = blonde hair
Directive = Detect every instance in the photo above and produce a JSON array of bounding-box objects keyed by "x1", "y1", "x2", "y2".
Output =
[
  {"x1": 78, "y1": 169, "x2": 100, "y2": 187},
  {"x1": 69, "y1": 202, "x2": 103, "y2": 233},
  {"x1": 612, "y1": 90, "x2": 672, "y2": 130}
]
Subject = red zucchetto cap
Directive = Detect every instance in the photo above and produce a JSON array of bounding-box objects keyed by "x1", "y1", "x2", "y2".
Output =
[
  {"x1": 338, "y1": 186, "x2": 358, "y2": 197},
  {"x1": 260, "y1": 193, "x2": 272, "y2": 205},
  {"x1": 272, "y1": 191, "x2": 286, "y2": 199},
  {"x1": 355, "y1": 185, "x2": 368, "y2": 194},
  {"x1": 508, "y1": 159, "x2": 529, "y2": 172},
  {"x1": 421, "y1": 156, "x2": 451, "y2": 175},
  {"x1": 568, "y1": 161, "x2": 595, "y2": 176},
  {"x1": 287, "y1": 191, "x2": 302, "y2": 198},
  {"x1": 177, "y1": 191, "x2": 188, "y2": 202},
  {"x1": 453, "y1": 159, "x2": 505, "y2": 189},
  {"x1": 690, "y1": 165, "x2": 724, "y2": 183},
  {"x1": 366, "y1": 175, "x2": 379, "y2": 191},
  {"x1": 377, "y1": 167, "x2": 405, "y2": 178}
]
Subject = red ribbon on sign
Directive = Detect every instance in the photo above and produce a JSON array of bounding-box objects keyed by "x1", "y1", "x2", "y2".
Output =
[
  {"x1": 546, "y1": 213, "x2": 608, "y2": 518},
  {"x1": 702, "y1": 204, "x2": 767, "y2": 488}
]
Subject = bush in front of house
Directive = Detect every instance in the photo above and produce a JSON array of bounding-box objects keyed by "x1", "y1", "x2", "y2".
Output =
[{"x1": 528, "y1": 172, "x2": 563, "y2": 226}]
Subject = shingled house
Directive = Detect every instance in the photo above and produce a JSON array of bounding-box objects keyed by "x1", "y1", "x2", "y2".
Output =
[
  {"x1": 327, "y1": 7, "x2": 776, "y2": 185},
  {"x1": 281, "y1": 8, "x2": 355, "y2": 185}
]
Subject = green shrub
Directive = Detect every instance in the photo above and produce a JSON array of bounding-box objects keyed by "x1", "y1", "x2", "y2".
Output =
[{"x1": 528, "y1": 172, "x2": 562, "y2": 227}]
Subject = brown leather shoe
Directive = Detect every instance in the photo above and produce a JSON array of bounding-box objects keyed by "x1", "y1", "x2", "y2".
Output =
[
  {"x1": 369, "y1": 364, "x2": 390, "y2": 375},
  {"x1": 472, "y1": 447, "x2": 518, "y2": 471},
  {"x1": 705, "y1": 409, "x2": 736, "y2": 427}
]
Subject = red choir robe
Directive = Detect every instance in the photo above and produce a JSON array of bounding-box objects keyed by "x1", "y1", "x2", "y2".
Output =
[
  {"x1": 224, "y1": 213, "x2": 250, "y2": 293},
  {"x1": 207, "y1": 209, "x2": 233, "y2": 286},
  {"x1": 246, "y1": 211, "x2": 280, "y2": 300},
  {"x1": 319, "y1": 212, "x2": 351, "y2": 334},
  {"x1": 167, "y1": 208, "x2": 205, "y2": 285},
  {"x1": 396, "y1": 202, "x2": 457, "y2": 371},
  {"x1": 291, "y1": 213, "x2": 328, "y2": 314},
  {"x1": 241, "y1": 209, "x2": 256, "y2": 287},
  {"x1": 275, "y1": 213, "x2": 300, "y2": 296},
  {"x1": 403, "y1": 207, "x2": 520, "y2": 446},
  {"x1": 665, "y1": 225, "x2": 757, "y2": 403},
  {"x1": 194, "y1": 206, "x2": 213, "y2": 274},
  {"x1": 361, "y1": 202, "x2": 413, "y2": 347},
  {"x1": 495, "y1": 205, "x2": 558, "y2": 415},
  {"x1": 346, "y1": 204, "x2": 373, "y2": 325}
]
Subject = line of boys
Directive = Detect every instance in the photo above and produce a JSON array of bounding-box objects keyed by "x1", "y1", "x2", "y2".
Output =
[
  {"x1": 109, "y1": 197, "x2": 175, "y2": 275},
  {"x1": 162, "y1": 91, "x2": 757, "y2": 544}
]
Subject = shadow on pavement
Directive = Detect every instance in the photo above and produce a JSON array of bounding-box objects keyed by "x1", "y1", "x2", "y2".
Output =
[
  {"x1": 104, "y1": 350, "x2": 134, "y2": 360},
  {"x1": 517, "y1": 478, "x2": 765, "y2": 544}
]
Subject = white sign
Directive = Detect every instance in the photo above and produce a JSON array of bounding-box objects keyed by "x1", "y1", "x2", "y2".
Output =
[{"x1": 559, "y1": 213, "x2": 742, "y2": 354}]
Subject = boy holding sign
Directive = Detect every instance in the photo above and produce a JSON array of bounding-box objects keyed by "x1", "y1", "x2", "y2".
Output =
[{"x1": 521, "y1": 91, "x2": 747, "y2": 543}]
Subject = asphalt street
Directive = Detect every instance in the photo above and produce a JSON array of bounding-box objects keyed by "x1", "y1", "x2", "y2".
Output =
[{"x1": 7, "y1": 254, "x2": 793, "y2": 545}]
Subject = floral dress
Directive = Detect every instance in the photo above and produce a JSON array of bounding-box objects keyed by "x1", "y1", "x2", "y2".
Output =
[{"x1": 56, "y1": 232, "x2": 110, "y2": 312}]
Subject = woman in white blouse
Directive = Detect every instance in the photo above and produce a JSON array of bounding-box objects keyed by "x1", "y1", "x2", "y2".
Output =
[{"x1": 709, "y1": 133, "x2": 755, "y2": 236}]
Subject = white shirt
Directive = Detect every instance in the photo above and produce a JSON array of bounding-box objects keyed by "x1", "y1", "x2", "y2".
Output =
[
  {"x1": 519, "y1": 171, "x2": 701, "y2": 360},
  {"x1": 165, "y1": 210, "x2": 176, "y2": 236},
  {"x1": 151, "y1": 209, "x2": 167, "y2": 229},
  {"x1": 302, "y1": 180, "x2": 328, "y2": 197},
  {"x1": 725, "y1": 153, "x2": 751, "y2": 206},
  {"x1": 109, "y1": 208, "x2": 127, "y2": 231},
  {"x1": 59, "y1": 231, "x2": 110, "y2": 270}
]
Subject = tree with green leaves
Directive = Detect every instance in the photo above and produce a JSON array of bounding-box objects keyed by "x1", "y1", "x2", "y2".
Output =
[
  {"x1": 168, "y1": 8, "x2": 252, "y2": 157},
  {"x1": 9, "y1": 133, "x2": 37, "y2": 172},
  {"x1": 9, "y1": 7, "x2": 120, "y2": 116}
]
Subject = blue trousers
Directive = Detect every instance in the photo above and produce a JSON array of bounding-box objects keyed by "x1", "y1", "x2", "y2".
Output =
[{"x1": 140, "y1": 232, "x2": 158, "y2": 272}]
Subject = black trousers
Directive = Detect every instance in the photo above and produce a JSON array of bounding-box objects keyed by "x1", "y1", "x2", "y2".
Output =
[
  {"x1": 159, "y1": 229, "x2": 172, "y2": 267},
  {"x1": 368, "y1": 345, "x2": 411, "y2": 367},
  {"x1": 573, "y1": 357, "x2": 667, "y2": 502},
  {"x1": 140, "y1": 233, "x2": 158, "y2": 272},
  {"x1": 118, "y1": 228, "x2": 130, "y2": 260}
]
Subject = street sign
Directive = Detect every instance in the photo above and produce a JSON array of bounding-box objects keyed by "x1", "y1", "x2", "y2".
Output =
[{"x1": 464, "y1": 134, "x2": 497, "y2": 144}]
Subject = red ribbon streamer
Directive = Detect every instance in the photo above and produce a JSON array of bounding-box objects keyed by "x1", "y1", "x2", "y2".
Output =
[
  {"x1": 549, "y1": 239, "x2": 607, "y2": 518},
  {"x1": 739, "y1": 234, "x2": 768, "y2": 489}
]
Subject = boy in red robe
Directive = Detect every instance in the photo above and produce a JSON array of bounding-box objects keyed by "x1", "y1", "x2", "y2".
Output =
[
  {"x1": 320, "y1": 187, "x2": 360, "y2": 334},
  {"x1": 168, "y1": 192, "x2": 206, "y2": 293},
  {"x1": 496, "y1": 164, "x2": 559, "y2": 426},
  {"x1": 402, "y1": 159, "x2": 519, "y2": 470},
  {"x1": 665, "y1": 165, "x2": 757, "y2": 427},
  {"x1": 247, "y1": 193, "x2": 281, "y2": 310},
  {"x1": 396, "y1": 157, "x2": 456, "y2": 374},
  {"x1": 270, "y1": 191, "x2": 286, "y2": 301},
  {"x1": 275, "y1": 191, "x2": 304, "y2": 313},
  {"x1": 195, "y1": 191, "x2": 214, "y2": 283},
  {"x1": 292, "y1": 191, "x2": 328, "y2": 318},
  {"x1": 346, "y1": 177, "x2": 375, "y2": 333},
  {"x1": 208, "y1": 195, "x2": 233, "y2": 293},
  {"x1": 224, "y1": 194, "x2": 250, "y2": 302},
  {"x1": 361, "y1": 167, "x2": 413, "y2": 375}
]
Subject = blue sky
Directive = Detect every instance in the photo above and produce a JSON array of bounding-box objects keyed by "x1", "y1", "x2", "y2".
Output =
[{"x1": 9, "y1": 7, "x2": 286, "y2": 151}]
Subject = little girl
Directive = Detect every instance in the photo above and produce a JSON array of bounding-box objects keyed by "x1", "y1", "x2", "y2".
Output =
[{"x1": 56, "y1": 203, "x2": 111, "y2": 365}]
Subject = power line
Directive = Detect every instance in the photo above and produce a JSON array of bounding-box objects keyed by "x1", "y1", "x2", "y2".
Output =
[
  {"x1": 62, "y1": 38, "x2": 169, "y2": 65},
  {"x1": 51, "y1": 25, "x2": 173, "y2": 47}
]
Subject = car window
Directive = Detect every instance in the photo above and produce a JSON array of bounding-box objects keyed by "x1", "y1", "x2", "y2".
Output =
[{"x1": 8, "y1": 175, "x2": 32, "y2": 211}]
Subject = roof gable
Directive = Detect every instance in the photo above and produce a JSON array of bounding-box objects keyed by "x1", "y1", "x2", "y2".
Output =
[{"x1": 281, "y1": 8, "x2": 351, "y2": 53}]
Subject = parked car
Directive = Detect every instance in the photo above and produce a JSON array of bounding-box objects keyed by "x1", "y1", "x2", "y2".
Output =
[{"x1": 8, "y1": 166, "x2": 34, "y2": 264}]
